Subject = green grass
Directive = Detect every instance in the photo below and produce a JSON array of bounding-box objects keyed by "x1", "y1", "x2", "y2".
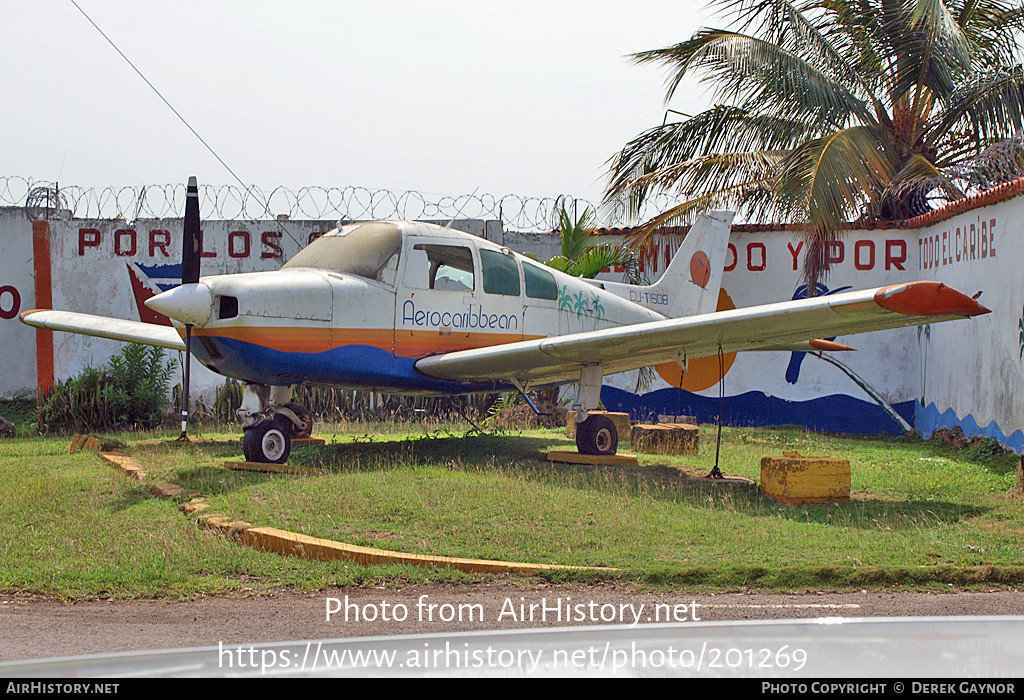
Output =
[
  {"x1": 0, "y1": 399, "x2": 38, "y2": 437},
  {"x1": 1, "y1": 421, "x2": 1021, "y2": 598}
]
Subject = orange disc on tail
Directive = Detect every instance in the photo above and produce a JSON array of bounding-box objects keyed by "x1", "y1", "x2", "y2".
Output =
[{"x1": 654, "y1": 288, "x2": 737, "y2": 392}]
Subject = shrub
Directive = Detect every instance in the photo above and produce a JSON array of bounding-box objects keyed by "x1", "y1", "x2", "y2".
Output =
[{"x1": 39, "y1": 344, "x2": 177, "y2": 434}]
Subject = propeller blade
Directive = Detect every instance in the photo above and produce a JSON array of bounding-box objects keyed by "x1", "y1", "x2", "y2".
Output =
[
  {"x1": 182, "y1": 176, "x2": 201, "y2": 285},
  {"x1": 178, "y1": 175, "x2": 200, "y2": 440}
]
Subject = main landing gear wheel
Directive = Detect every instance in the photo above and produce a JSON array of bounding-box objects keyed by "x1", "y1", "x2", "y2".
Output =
[
  {"x1": 243, "y1": 417, "x2": 292, "y2": 464},
  {"x1": 575, "y1": 414, "x2": 619, "y2": 456},
  {"x1": 282, "y1": 402, "x2": 313, "y2": 439}
]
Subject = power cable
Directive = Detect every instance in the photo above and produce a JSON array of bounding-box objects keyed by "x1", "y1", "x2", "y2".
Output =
[{"x1": 67, "y1": 0, "x2": 302, "y2": 248}]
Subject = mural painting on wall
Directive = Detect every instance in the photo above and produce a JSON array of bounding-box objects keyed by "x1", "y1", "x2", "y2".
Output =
[
  {"x1": 1018, "y1": 304, "x2": 1023, "y2": 362},
  {"x1": 600, "y1": 229, "x2": 919, "y2": 436},
  {"x1": 784, "y1": 283, "x2": 852, "y2": 385}
]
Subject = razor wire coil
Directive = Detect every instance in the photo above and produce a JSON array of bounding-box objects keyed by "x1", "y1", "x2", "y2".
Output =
[{"x1": 0, "y1": 176, "x2": 687, "y2": 231}]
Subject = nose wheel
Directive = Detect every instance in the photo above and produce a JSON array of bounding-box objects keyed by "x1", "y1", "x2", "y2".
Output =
[{"x1": 243, "y1": 417, "x2": 293, "y2": 464}]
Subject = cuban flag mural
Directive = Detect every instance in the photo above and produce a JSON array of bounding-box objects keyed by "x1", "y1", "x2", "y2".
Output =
[{"x1": 127, "y1": 262, "x2": 181, "y2": 326}]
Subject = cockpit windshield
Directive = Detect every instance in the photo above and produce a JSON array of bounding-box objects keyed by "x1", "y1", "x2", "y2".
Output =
[{"x1": 282, "y1": 222, "x2": 402, "y2": 283}]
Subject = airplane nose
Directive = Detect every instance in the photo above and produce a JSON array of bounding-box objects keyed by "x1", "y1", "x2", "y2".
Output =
[{"x1": 145, "y1": 283, "x2": 214, "y2": 327}]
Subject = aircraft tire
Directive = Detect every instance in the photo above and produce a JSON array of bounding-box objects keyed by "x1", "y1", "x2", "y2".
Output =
[
  {"x1": 243, "y1": 418, "x2": 292, "y2": 464},
  {"x1": 576, "y1": 415, "x2": 618, "y2": 456}
]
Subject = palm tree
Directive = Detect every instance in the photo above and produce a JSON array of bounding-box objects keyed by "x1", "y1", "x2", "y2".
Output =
[
  {"x1": 606, "y1": 0, "x2": 1024, "y2": 286},
  {"x1": 546, "y1": 202, "x2": 642, "y2": 282}
]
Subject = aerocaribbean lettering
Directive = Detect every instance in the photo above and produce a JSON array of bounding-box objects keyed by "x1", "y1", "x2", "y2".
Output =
[{"x1": 402, "y1": 300, "x2": 519, "y2": 331}]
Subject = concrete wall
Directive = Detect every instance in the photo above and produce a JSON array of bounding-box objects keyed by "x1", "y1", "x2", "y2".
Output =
[
  {"x1": 0, "y1": 208, "x2": 39, "y2": 397},
  {"x1": 592, "y1": 193, "x2": 1023, "y2": 452},
  {"x1": 912, "y1": 201, "x2": 1023, "y2": 450}
]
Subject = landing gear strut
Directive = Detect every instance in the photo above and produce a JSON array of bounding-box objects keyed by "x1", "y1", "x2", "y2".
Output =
[{"x1": 571, "y1": 363, "x2": 619, "y2": 456}]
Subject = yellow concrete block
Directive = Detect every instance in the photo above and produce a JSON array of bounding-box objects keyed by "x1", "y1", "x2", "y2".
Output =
[
  {"x1": 630, "y1": 424, "x2": 699, "y2": 455},
  {"x1": 546, "y1": 451, "x2": 639, "y2": 466},
  {"x1": 565, "y1": 411, "x2": 632, "y2": 439},
  {"x1": 760, "y1": 451, "x2": 851, "y2": 504}
]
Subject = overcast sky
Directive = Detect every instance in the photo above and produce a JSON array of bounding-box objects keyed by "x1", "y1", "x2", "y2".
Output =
[{"x1": 3, "y1": 1, "x2": 715, "y2": 207}]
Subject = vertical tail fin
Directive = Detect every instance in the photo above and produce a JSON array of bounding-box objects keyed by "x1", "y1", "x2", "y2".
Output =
[{"x1": 650, "y1": 210, "x2": 734, "y2": 318}]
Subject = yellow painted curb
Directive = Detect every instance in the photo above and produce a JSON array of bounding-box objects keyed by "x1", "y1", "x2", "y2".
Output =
[
  {"x1": 239, "y1": 527, "x2": 613, "y2": 574},
  {"x1": 152, "y1": 482, "x2": 186, "y2": 499},
  {"x1": 546, "y1": 451, "x2": 639, "y2": 466},
  {"x1": 181, "y1": 499, "x2": 210, "y2": 515},
  {"x1": 99, "y1": 453, "x2": 145, "y2": 480},
  {"x1": 203, "y1": 516, "x2": 254, "y2": 539}
]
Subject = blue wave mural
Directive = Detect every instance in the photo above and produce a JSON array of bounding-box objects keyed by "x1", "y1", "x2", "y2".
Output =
[
  {"x1": 915, "y1": 402, "x2": 1024, "y2": 454},
  {"x1": 602, "y1": 385, "x2": 916, "y2": 436}
]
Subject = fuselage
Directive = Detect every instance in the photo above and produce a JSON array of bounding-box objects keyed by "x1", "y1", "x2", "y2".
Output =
[{"x1": 146, "y1": 221, "x2": 668, "y2": 394}]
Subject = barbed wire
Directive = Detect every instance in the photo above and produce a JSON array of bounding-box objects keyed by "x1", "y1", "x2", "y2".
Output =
[{"x1": 0, "y1": 176, "x2": 687, "y2": 231}]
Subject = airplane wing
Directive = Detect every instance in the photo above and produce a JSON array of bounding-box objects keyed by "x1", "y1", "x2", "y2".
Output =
[
  {"x1": 20, "y1": 309, "x2": 186, "y2": 351},
  {"x1": 415, "y1": 281, "x2": 988, "y2": 387}
]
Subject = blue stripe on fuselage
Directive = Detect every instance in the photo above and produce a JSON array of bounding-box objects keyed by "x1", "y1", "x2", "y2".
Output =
[{"x1": 192, "y1": 336, "x2": 506, "y2": 394}]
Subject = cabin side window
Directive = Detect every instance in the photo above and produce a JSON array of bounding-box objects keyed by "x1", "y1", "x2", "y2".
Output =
[
  {"x1": 523, "y1": 261, "x2": 558, "y2": 300},
  {"x1": 405, "y1": 244, "x2": 475, "y2": 291},
  {"x1": 480, "y1": 249, "x2": 521, "y2": 297}
]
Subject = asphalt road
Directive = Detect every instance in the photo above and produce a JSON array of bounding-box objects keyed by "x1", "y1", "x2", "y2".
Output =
[{"x1": 3, "y1": 583, "x2": 1024, "y2": 663}]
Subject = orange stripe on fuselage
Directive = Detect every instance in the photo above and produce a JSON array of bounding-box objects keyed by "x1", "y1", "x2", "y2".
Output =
[
  {"x1": 192, "y1": 326, "x2": 345, "y2": 354},
  {"x1": 193, "y1": 326, "x2": 538, "y2": 358},
  {"x1": 395, "y1": 330, "x2": 534, "y2": 358}
]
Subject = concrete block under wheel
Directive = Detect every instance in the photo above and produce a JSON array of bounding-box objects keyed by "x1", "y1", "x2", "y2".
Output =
[
  {"x1": 565, "y1": 411, "x2": 632, "y2": 439},
  {"x1": 631, "y1": 424, "x2": 699, "y2": 455},
  {"x1": 546, "y1": 451, "x2": 639, "y2": 466}
]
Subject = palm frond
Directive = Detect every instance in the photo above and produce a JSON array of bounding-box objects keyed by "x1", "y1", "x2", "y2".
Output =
[
  {"x1": 775, "y1": 126, "x2": 895, "y2": 231},
  {"x1": 607, "y1": 0, "x2": 1024, "y2": 289},
  {"x1": 605, "y1": 106, "x2": 816, "y2": 218},
  {"x1": 634, "y1": 30, "x2": 876, "y2": 127},
  {"x1": 933, "y1": 66, "x2": 1024, "y2": 144},
  {"x1": 622, "y1": 180, "x2": 774, "y2": 249}
]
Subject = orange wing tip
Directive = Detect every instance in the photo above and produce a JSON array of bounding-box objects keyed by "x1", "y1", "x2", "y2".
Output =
[
  {"x1": 809, "y1": 339, "x2": 855, "y2": 352},
  {"x1": 874, "y1": 281, "x2": 991, "y2": 318},
  {"x1": 19, "y1": 308, "x2": 49, "y2": 321}
]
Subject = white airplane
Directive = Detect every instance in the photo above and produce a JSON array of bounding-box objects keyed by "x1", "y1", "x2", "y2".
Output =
[{"x1": 22, "y1": 178, "x2": 990, "y2": 463}]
